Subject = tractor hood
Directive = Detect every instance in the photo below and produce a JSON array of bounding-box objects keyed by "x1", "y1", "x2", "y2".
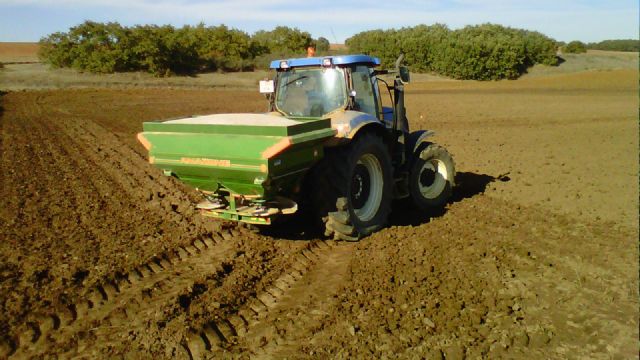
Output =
[{"x1": 138, "y1": 113, "x2": 336, "y2": 198}]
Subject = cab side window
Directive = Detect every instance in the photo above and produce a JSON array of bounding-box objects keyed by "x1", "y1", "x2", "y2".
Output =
[{"x1": 351, "y1": 65, "x2": 377, "y2": 117}]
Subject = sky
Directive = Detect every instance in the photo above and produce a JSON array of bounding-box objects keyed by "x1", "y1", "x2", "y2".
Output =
[{"x1": 0, "y1": 0, "x2": 637, "y2": 43}]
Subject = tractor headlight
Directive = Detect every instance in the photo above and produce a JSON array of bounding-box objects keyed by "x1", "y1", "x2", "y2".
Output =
[{"x1": 334, "y1": 123, "x2": 350, "y2": 137}]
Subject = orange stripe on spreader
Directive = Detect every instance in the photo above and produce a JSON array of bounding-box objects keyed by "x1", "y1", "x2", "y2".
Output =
[
  {"x1": 137, "y1": 133, "x2": 152, "y2": 151},
  {"x1": 181, "y1": 157, "x2": 231, "y2": 167},
  {"x1": 261, "y1": 137, "x2": 291, "y2": 159}
]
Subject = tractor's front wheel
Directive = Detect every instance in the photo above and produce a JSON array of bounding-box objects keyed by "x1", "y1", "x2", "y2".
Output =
[
  {"x1": 409, "y1": 143, "x2": 455, "y2": 211},
  {"x1": 311, "y1": 132, "x2": 393, "y2": 241}
]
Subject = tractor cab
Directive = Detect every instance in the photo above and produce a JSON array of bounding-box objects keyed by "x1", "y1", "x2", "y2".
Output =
[
  {"x1": 264, "y1": 55, "x2": 411, "y2": 145},
  {"x1": 265, "y1": 55, "x2": 388, "y2": 121}
]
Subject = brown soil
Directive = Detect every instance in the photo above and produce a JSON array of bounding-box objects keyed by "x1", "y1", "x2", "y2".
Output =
[
  {"x1": 0, "y1": 42, "x2": 40, "y2": 63},
  {"x1": 0, "y1": 69, "x2": 637, "y2": 359}
]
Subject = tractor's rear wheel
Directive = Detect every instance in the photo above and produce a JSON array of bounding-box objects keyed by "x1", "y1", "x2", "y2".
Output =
[
  {"x1": 409, "y1": 143, "x2": 455, "y2": 211},
  {"x1": 310, "y1": 132, "x2": 393, "y2": 241}
]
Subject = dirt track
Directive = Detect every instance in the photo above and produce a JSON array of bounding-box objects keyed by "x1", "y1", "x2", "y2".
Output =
[{"x1": 0, "y1": 70, "x2": 637, "y2": 359}]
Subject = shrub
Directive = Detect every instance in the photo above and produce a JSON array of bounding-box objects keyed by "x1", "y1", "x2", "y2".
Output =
[
  {"x1": 346, "y1": 29, "x2": 401, "y2": 68},
  {"x1": 346, "y1": 23, "x2": 559, "y2": 80},
  {"x1": 252, "y1": 26, "x2": 312, "y2": 54},
  {"x1": 39, "y1": 22, "x2": 318, "y2": 76},
  {"x1": 193, "y1": 24, "x2": 256, "y2": 72},
  {"x1": 519, "y1": 30, "x2": 559, "y2": 66},
  {"x1": 39, "y1": 31, "x2": 80, "y2": 69},
  {"x1": 398, "y1": 24, "x2": 451, "y2": 72},
  {"x1": 564, "y1": 41, "x2": 587, "y2": 54},
  {"x1": 316, "y1": 37, "x2": 330, "y2": 52},
  {"x1": 436, "y1": 24, "x2": 533, "y2": 80}
]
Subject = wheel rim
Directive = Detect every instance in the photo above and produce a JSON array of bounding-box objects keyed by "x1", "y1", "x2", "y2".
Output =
[
  {"x1": 351, "y1": 153, "x2": 383, "y2": 222},
  {"x1": 418, "y1": 159, "x2": 448, "y2": 199}
]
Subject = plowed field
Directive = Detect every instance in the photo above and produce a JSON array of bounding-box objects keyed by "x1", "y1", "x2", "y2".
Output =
[{"x1": 0, "y1": 69, "x2": 637, "y2": 359}]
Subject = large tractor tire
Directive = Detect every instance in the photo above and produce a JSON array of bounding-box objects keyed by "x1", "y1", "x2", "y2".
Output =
[
  {"x1": 310, "y1": 132, "x2": 393, "y2": 241},
  {"x1": 409, "y1": 143, "x2": 455, "y2": 211}
]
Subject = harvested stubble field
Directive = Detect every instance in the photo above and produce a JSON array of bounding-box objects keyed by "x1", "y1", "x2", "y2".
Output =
[{"x1": 0, "y1": 49, "x2": 638, "y2": 359}]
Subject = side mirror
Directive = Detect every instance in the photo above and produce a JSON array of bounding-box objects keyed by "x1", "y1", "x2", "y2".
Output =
[{"x1": 399, "y1": 66, "x2": 410, "y2": 84}]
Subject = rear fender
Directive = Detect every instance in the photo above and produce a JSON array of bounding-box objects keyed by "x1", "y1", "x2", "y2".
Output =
[
  {"x1": 407, "y1": 129, "x2": 436, "y2": 155},
  {"x1": 330, "y1": 110, "x2": 381, "y2": 139},
  {"x1": 325, "y1": 110, "x2": 388, "y2": 147}
]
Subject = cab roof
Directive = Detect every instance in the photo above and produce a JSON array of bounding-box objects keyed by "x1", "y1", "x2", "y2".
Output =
[{"x1": 269, "y1": 55, "x2": 380, "y2": 69}]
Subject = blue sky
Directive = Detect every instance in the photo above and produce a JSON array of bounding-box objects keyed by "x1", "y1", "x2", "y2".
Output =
[{"x1": 0, "y1": 0, "x2": 637, "y2": 43}]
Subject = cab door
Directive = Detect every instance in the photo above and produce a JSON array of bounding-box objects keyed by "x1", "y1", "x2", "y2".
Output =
[{"x1": 350, "y1": 65, "x2": 380, "y2": 119}]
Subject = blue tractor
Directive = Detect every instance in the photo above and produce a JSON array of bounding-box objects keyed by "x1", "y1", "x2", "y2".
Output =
[{"x1": 266, "y1": 54, "x2": 456, "y2": 240}]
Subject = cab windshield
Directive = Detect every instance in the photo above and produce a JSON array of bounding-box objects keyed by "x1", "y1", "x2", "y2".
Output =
[{"x1": 275, "y1": 67, "x2": 347, "y2": 117}]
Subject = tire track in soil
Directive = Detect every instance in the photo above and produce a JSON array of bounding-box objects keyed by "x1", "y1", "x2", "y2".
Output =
[
  {"x1": 184, "y1": 241, "x2": 356, "y2": 360},
  {"x1": 9, "y1": 231, "x2": 238, "y2": 359},
  {"x1": 53, "y1": 114, "x2": 344, "y2": 356},
  {"x1": 6, "y1": 225, "x2": 315, "y2": 359},
  {"x1": 47, "y1": 109, "x2": 347, "y2": 357},
  {"x1": 1, "y1": 95, "x2": 124, "y2": 340},
  {"x1": 247, "y1": 242, "x2": 356, "y2": 360},
  {"x1": 0, "y1": 92, "x2": 318, "y2": 358},
  {"x1": 72, "y1": 235, "x2": 313, "y2": 359},
  {"x1": 0, "y1": 93, "x2": 216, "y2": 353}
]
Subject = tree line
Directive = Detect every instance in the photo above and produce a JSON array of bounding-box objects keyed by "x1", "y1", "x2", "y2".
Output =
[
  {"x1": 39, "y1": 21, "x2": 636, "y2": 80},
  {"x1": 588, "y1": 39, "x2": 639, "y2": 52},
  {"x1": 38, "y1": 21, "x2": 329, "y2": 76},
  {"x1": 558, "y1": 39, "x2": 639, "y2": 54},
  {"x1": 345, "y1": 24, "x2": 559, "y2": 80}
]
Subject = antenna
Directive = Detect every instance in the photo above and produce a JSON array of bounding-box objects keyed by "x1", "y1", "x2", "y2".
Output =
[{"x1": 330, "y1": 27, "x2": 338, "y2": 44}]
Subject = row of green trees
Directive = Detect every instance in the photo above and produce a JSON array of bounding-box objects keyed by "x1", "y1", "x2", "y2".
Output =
[
  {"x1": 588, "y1": 39, "x2": 639, "y2": 52},
  {"x1": 557, "y1": 39, "x2": 639, "y2": 54},
  {"x1": 40, "y1": 21, "x2": 566, "y2": 80},
  {"x1": 346, "y1": 24, "x2": 559, "y2": 80},
  {"x1": 39, "y1": 21, "x2": 328, "y2": 76}
]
